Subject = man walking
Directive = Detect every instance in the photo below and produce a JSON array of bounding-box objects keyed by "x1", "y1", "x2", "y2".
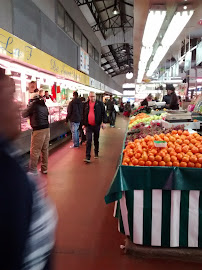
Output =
[
  {"x1": 83, "y1": 91, "x2": 107, "y2": 163},
  {"x1": 23, "y1": 93, "x2": 50, "y2": 174},
  {"x1": 66, "y1": 91, "x2": 83, "y2": 148},
  {"x1": 106, "y1": 95, "x2": 116, "y2": 127}
]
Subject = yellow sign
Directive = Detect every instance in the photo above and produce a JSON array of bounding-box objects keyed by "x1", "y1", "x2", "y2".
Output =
[{"x1": 0, "y1": 28, "x2": 89, "y2": 86}]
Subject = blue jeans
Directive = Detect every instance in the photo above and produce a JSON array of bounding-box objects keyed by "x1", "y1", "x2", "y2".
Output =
[{"x1": 70, "y1": 122, "x2": 80, "y2": 147}]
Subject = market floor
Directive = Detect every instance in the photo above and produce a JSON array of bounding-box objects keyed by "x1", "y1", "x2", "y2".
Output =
[{"x1": 42, "y1": 116, "x2": 202, "y2": 270}]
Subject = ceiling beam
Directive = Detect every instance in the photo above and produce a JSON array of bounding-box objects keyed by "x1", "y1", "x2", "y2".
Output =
[
  {"x1": 101, "y1": 59, "x2": 116, "y2": 67},
  {"x1": 108, "y1": 45, "x2": 122, "y2": 68},
  {"x1": 98, "y1": 4, "x2": 114, "y2": 13},
  {"x1": 123, "y1": 1, "x2": 133, "y2": 7},
  {"x1": 76, "y1": 0, "x2": 107, "y2": 39},
  {"x1": 119, "y1": 0, "x2": 127, "y2": 31}
]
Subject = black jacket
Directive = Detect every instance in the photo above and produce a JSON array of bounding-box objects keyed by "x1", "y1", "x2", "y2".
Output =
[
  {"x1": 0, "y1": 137, "x2": 33, "y2": 270},
  {"x1": 83, "y1": 100, "x2": 107, "y2": 126},
  {"x1": 22, "y1": 98, "x2": 49, "y2": 131},
  {"x1": 169, "y1": 93, "x2": 179, "y2": 110},
  {"x1": 66, "y1": 97, "x2": 83, "y2": 123},
  {"x1": 162, "y1": 95, "x2": 171, "y2": 105},
  {"x1": 141, "y1": 98, "x2": 148, "y2": 107},
  {"x1": 106, "y1": 99, "x2": 115, "y2": 112}
]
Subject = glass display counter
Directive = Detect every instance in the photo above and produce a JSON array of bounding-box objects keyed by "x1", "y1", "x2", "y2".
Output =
[{"x1": 19, "y1": 105, "x2": 68, "y2": 132}]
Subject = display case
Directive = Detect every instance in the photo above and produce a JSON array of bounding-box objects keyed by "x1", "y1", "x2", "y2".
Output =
[
  {"x1": 19, "y1": 105, "x2": 68, "y2": 132},
  {"x1": 48, "y1": 105, "x2": 68, "y2": 123}
]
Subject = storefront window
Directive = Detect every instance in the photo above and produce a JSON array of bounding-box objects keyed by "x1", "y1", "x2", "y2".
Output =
[
  {"x1": 57, "y1": 1, "x2": 65, "y2": 29},
  {"x1": 82, "y1": 34, "x2": 88, "y2": 52},
  {"x1": 88, "y1": 42, "x2": 93, "y2": 58},
  {"x1": 94, "y1": 48, "x2": 99, "y2": 64},
  {"x1": 64, "y1": 13, "x2": 74, "y2": 39},
  {"x1": 74, "y1": 25, "x2": 82, "y2": 46}
]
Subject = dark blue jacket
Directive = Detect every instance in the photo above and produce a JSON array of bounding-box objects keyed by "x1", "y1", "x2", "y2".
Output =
[
  {"x1": 0, "y1": 137, "x2": 33, "y2": 270},
  {"x1": 66, "y1": 97, "x2": 83, "y2": 123}
]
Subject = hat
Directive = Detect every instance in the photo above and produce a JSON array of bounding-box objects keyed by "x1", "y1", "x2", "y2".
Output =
[{"x1": 166, "y1": 84, "x2": 175, "y2": 91}]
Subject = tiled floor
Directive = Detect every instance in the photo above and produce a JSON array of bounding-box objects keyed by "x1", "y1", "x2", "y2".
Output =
[{"x1": 42, "y1": 116, "x2": 202, "y2": 270}]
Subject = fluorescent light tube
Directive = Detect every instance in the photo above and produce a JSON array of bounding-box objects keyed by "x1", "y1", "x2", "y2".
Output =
[
  {"x1": 138, "y1": 10, "x2": 166, "y2": 83},
  {"x1": 142, "y1": 10, "x2": 166, "y2": 47},
  {"x1": 147, "y1": 10, "x2": 194, "y2": 77}
]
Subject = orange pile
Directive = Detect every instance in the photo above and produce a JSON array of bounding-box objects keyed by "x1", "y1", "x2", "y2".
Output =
[
  {"x1": 123, "y1": 130, "x2": 202, "y2": 168},
  {"x1": 129, "y1": 113, "x2": 150, "y2": 125}
]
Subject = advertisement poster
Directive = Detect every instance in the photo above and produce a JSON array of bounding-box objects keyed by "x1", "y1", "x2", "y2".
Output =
[{"x1": 79, "y1": 47, "x2": 89, "y2": 75}]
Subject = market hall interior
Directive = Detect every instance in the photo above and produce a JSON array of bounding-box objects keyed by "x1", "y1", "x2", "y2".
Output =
[{"x1": 1, "y1": 0, "x2": 202, "y2": 269}]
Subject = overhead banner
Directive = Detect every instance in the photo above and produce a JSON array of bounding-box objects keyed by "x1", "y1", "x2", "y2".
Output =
[
  {"x1": 184, "y1": 51, "x2": 192, "y2": 72},
  {"x1": 196, "y1": 41, "x2": 202, "y2": 66},
  {"x1": 0, "y1": 27, "x2": 90, "y2": 86}
]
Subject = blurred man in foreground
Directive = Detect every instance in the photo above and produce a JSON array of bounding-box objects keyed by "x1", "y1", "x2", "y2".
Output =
[{"x1": 0, "y1": 68, "x2": 57, "y2": 270}]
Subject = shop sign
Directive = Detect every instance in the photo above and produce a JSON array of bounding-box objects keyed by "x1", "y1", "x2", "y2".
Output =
[
  {"x1": 184, "y1": 51, "x2": 192, "y2": 72},
  {"x1": 94, "y1": 80, "x2": 101, "y2": 90},
  {"x1": 79, "y1": 47, "x2": 89, "y2": 75},
  {"x1": 0, "y1": 27, "x2": 90, "y2": 86},
  {"x1": 196, "y1": 41, "x2": 202, "y2": 66},
  {"x1": 90, "y1": 77, "x2": 95, "y2": 88},
  {"x1": 90, "y1": 77, "x2": 102, "y2": 90},
  {"x1": 101, "y1": 83, "x2": 105, "y2": 91}
]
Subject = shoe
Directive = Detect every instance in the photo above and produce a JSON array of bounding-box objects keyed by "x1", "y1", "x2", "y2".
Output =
[
  {"x1": 111, "y1": 125, "x2": 115, "y2": 128},
  {"x1": 70, "y1": 145, "x2": 79, "y2": 149},
  {"x1": 94, "y1": 154, "x2": 99, "y2": 159},
  {"x1": 40, "y1": 170, "x2": 48, "y2": 174},
  {"x1": 27, "y1": 171, "x2": 38, "y2": 177},
  {"x1": 84, "y1": 158, "x2": 91, "y2": 163}
]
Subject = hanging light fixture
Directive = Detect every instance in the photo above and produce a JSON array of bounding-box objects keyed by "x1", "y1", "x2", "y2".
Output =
[
  {"x1": 147, "y1": 9, "x2": 194, "y2": 77},
  {"x1": 126, "y1": 72, "x2": 133, "y2": 79},
  {"x1": 137, "y1": 9, "x2": 166, "y2": 83},
  {"x1": 112, "y1": 0, "x2": 119, "y2": 15}
]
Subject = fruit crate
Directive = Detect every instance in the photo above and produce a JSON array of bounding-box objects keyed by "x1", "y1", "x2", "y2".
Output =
[{"x1": 105, "y1": 127, "x2": 202, "y2": 249}]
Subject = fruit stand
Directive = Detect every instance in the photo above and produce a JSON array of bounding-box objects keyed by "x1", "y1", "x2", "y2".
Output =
[{"x1": 105, "y1": 112, "x2": 202, "y2": 253}]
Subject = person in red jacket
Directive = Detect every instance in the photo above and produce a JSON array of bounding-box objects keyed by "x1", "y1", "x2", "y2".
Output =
[{"x1": 82, "y1": 91, "x2": 107, "y2": 163}]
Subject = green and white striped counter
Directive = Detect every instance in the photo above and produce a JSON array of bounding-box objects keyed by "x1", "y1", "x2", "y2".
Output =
[
  {"x1": 105, "y1": 164, "x2": 202, "y2": 248},
  {"x1": 113, "y1": 190, "x2": 202, "y2": 248}
]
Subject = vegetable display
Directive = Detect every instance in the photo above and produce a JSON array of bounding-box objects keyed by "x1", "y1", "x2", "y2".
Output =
[{"x1": 128, "y1": 113, "x2": 167, "y2": 130}]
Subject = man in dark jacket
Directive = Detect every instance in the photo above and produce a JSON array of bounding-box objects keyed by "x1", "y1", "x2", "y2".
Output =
[
  {"x1": 83, "y1": 91, "x2": 107, "y2": 163},
  {"x1": 66, "y1": 91, "x2": 83, "y2": 148},
  {"x1": 106, "y1": 95, "x2": 116, "y2": 127},
  {"x1": 23, "y1": 95, "x2": 50, "y2": 174}
]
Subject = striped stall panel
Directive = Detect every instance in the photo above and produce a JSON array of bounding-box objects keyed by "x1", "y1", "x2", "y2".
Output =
[{"x1": 116, "y1": 190, "x2": 202, "y2": 248}]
